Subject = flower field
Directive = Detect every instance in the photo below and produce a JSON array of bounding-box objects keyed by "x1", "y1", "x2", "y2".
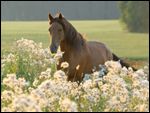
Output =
[{"x1": 1, "y1": 38, "x2": 149, "y2": 112}]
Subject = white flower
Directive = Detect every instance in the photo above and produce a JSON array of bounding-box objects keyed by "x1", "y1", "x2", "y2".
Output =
[
  {"x1": 82, "y1": 79, "x2": 93, "y2": 89},
  {"x1": 120, "y1": 67, "x2": 128, "y2": 76},
  {"x1": 141, "y1": 80, "x2": 149, "y2": 88},
  {"x1": 139, "y1": 104, "x2": 147, "y2": 112},
  {"x1": 61, "y1": 62, "x2": 69, "y2": 69},
  {"x1": 39, "y1": 71, "x2": 49, "y2": 79},
  {"x1": 60, "y1": 98, "x2": 78, "y2": 112},
  {"x1": 93, "y1": 71, "x2": 99, "y2": 77},
  {"x1": 132, "y1": 80, "x2": 140, "y2": 87},
  {"x1": 13, "y1": 94, "x2": 41, "y2": 112},
  {"x1": 53, "y1": 70, "x2": 66, "y2": 80},
  {"x1": 136, "y1": 69, "x2": 145, "y2": 76},
  {"x1": 105, "y1": 60, "x2": 122, "y2": 73},
  {"x1": 46, "y1": 68, "x2": 51, "y2": 76},
  {"x1": 33, "y1": 79, "x2": 39, "y2": 87},
  {"x1": 2, "y1": 107, "x2": 11, "y2": 112},
  {"x1": 119, "y1": 94, "x2": 127, "y2": 103},
  {"x1": 2, "y1": 90, "x2": 14, "y2": 102},
  {"x1": 2, "y1": 39, "x2": 149, "y2": 112},
  {"x1": 76, "y1": 65, "x2": 80, "y2": 70},
  {"x1": 54, "y1": 51, "x2": 64, "y2": 60},
  {"x1": 6, "y1": 73, "x2": 16, "y2": 80}
]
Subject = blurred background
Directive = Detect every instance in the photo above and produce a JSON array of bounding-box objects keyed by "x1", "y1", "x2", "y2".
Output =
[{"x1": 1, "y1": 1, "x2": 120, "y2": 20}]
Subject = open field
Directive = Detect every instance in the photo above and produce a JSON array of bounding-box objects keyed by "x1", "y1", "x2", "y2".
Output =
[
  {"x1": 1, "y1": 20, "x2": 149, "y2": 111},
  {"x1": 1, "y1": 20, "x2": 149, "y2": 68}
]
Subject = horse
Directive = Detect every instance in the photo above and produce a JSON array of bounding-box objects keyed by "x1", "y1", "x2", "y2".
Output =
[{"x1": 48, "y1": 12, "x2": 137, "y2": 82}]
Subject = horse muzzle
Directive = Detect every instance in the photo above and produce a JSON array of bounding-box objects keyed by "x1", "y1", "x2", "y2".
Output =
[{"x1": 50, "y1": 44, "x2": 58, "y2": 53}]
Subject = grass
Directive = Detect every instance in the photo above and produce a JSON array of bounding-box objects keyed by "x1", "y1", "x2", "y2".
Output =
[
  {"x1": 1, "y1": 22, "x2": 149, "y2": 111},
  {"x1": 1, "y1": 20, "x2": 149, "y2": 62}
]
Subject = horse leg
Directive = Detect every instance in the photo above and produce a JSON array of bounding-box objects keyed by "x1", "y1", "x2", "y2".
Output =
[{"x1": 67, "y1": 69, "x2": 83, "y2": 83}]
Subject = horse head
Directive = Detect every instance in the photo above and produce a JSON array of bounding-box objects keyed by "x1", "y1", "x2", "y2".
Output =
[{"x1": 48, "y1": 12, "x2": 65, "y2": 53}]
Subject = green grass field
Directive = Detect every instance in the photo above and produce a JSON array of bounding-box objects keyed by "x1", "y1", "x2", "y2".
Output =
[
  {"x1": 2, "y1": 20, "x2": 149, "y2": 112},
  {"x1": 1, "y1": 20, "x2": 149, "y2": 61}
]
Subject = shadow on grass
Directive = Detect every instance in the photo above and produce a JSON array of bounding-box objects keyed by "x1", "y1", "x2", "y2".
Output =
[
  {"x1": 120, "y1": 56, "x2": 148, "y2": 61},
  {"x1": 121, "y1": 57, "x2": 149, "y2": 69}
]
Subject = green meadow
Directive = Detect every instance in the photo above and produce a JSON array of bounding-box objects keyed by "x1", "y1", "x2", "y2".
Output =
[
  {"x1": 1, "y1": 20, "x2": 149, "y2": 112},
  {"x1": 1, "y1": 20, "x2": 149, "y2": 60}
]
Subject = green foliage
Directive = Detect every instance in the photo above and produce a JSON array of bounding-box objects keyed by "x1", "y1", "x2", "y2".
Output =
[{"x1": 119, "y1": 1, "x2": 149, "y2": 33}]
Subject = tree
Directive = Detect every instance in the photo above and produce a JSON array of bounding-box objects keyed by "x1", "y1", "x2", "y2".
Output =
[{"x1": 119, "y1": 1, "x2": 149, "y2": 33}]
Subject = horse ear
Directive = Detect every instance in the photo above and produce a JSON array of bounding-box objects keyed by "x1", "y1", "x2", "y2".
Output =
[
  {"x1": 48, "y1": 13, "x2": 54, "y2": 24},
  {"x1": 59, "y1": 13, "x2": 63, "y2": 19}
]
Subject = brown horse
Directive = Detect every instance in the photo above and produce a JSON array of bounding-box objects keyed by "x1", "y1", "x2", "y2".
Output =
[{"x1": 48, "y1": 12, "x2": 137, "y2": 82}]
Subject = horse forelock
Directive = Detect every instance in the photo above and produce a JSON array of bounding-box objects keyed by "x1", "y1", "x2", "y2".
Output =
[
  {"x1": 52, "y1": 18, "x2": 66, "y2": 31},
  {"x1": 51, "y1": 17, "x2": 86, "y2": 49}
]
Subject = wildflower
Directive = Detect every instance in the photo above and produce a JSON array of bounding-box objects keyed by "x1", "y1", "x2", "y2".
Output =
[
  {"x1": 82, "y1": 79, "x2": 93, "y2": 89},
  {"x1": 33, "y1": 79, "x2": 39, "y2": 87},
  {"x1": 2, "y1": 107, "x2": 11, "y2": 112},
  {"x1": 120, "y1": 67, "x2": 128, "y2": 77},
  {"x1": 46, "y1": 68, "x2": 51, "y2": 75},
  {"x1": 60, "y1": 98, "x2": 78, "y2": 112},
  {"x1": 139, "y1": 104, "x2": 147, "y2": 112},
  {"x1": 2, "y1": 90, "x2": 14, "y2": 102},
  {"x1": 136, "y1": 69, "x2": 145, "y2": 77},
  {"x1": 6, "y1": 73, "x2": 16, "y2": 80},
  {"x1": 105, "y1": 60, "x2": 122, "y2": 73},
  {"x1": 39, "y1": 72, "x2": 48, "y2": 79},
  {"x1": 104, "y1": 108, "x2": 110, "y2": 112},
  {"x1": 61, "y1": 62, "x2": 69, "y2": 69},
  {"x1": 119, "y1": 94, "x2": 127, "y2": 103},
  {"x1": 141, "y1": 80, "x2": 149, "y2": 88},
  {"x1": 80, "y1": 103, "x2": 84, "y2": 108},
  {"x1": 13, "y1": 95, "x2": 41, "y2": 112},
  {"x1": 1, "y1": 39, "x2": 149, "y2": 112},
  {"x1": 18, "y1": 77, "x2": 27, "y2": 87},
  {"x1": 76, "y1": 65, "x2": 80, "y2": 70},
  {"x1": 132, "y1": 80, "x2": 140, "y2": 87},
  {"x1": 14, "y1": 86, "x2": 23, "y2": 94},
  {"x1": 53, "y1": 70, "x2": 66, "y2": 80},
  {"x1": 135, "y1": 104, "x2": 148, "y2": 112},
  {"x1": 54, "y1": 50, "x2": 64, "y2": 60},
  {"x1": 6, "y1": 53, "x2": 15, "y2": 62},
  {"x1": 93, "y1": 71, "x2": 99, "y2": 77},
  {"x1": 128, "y1": 67, "x2": 134, "y2": 73}
]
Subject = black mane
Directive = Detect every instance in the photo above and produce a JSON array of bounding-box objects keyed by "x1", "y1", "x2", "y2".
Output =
[{"x1": 54, "y1": 17, "x2": 86, "y2": 49}]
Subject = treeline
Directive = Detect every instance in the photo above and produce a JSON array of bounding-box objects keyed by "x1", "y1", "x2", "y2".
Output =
[{"x1": 119, "y1": 1, "x2": 149, "y2": 33}]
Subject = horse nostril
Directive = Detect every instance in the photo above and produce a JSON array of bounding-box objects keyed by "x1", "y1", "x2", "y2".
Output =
[
  {"x1": 50, "y1": 45, "x2": 57, "y2": 53},
  {"x1": 54, "y1": 45, "x2": 57, "y2": 49}
]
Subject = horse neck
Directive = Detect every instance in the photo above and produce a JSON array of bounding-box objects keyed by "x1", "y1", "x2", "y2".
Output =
[
  {"x1": 60, "y1": 20, "x2": 85, "y2": 53},
  {"x1": 60, "y1": 40, "x2": 70, "y2": 53},
  {"x1": 60, "y1": 40, "x2": 72, "y2": 62},
  {"x1": 60, "y1": 35, "x2": 84, "y2": 54}
]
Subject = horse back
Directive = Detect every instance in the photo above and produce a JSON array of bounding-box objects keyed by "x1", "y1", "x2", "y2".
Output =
[{"x1": 87, "y1": 41, "x2": 113, "y2": 66}]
